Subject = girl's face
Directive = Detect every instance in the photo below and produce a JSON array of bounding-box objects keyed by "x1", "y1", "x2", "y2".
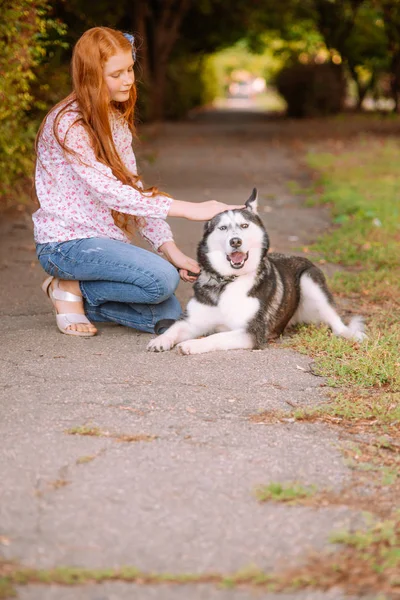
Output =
[{"x1": 103, "y1": 50, "x2": 135, "y2": 102}]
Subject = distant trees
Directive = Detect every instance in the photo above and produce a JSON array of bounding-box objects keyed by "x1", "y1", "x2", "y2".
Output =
[
  {"x1": 24, "y1": 0, "x2": 400, "y2": 119},
  {"x1": 48, "y1": 0, "x2": 268, "y2": 120},
  {"x1": 252, "y1": 0, "x2": 399, "y2": 110},
  {"x1": 3, "y1": 0, "x2": 400, "y2": 206}
]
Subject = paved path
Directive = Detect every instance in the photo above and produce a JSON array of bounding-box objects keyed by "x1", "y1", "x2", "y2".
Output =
[{"x1": 0, "y1": 110, "x2": 366, "y2": 599}]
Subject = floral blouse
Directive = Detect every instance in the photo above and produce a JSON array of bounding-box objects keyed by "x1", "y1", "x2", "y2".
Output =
[{"x1": 32, "y1": 102, "x2": 174, "y2": 251}]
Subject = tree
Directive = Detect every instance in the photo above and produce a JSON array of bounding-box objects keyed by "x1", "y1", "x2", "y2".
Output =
[
  {"x1": 378, "y1": 0, "x2": 400, "y2": 111},
  {"x1": 49, "y1": 0, "x2": 275, "y2": 120},
  {"x1": 312, "y1": 0, "x2": 388, "y2": 109},
  {"x1": 51, "y1": 0, "x2": 192, "y2": 120},
  {"x1": 0, "y1": 0, "x2": 66, "y2": 205},
  {"x1": 129, "y1": 0, "x2": 191, "y2": 121},
  {"x1": 244, "y1": 0, "x2": 392, "y2": 110}
]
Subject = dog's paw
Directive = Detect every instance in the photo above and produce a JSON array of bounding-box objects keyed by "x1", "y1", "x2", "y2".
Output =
[
  {"x1": 176, "y1": 342, "x2": 194, "y2": 355},
  {"x1": 353, "y1": 330, "x2": 368, "y2": 342},
  {"x1": 176, "y1": 339, "x2": 208, "y2": 355},
  {"x1": 147, "y1": 335, "x2": 175, "y2": 352}
]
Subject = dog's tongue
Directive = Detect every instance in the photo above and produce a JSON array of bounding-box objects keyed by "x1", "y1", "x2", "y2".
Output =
[{"x1": 230, "y1": 251, "x2": 246, "y2": 264}]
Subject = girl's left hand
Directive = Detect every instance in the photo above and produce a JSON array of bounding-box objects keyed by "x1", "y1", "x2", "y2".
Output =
[{"x1": 159, "y1": 241, "x2": 200, "y2": 283}]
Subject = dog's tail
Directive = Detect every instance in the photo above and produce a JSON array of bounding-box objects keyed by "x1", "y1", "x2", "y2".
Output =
[{"x1": 340, "y1": 315, "x2": 367, "y2": 342}]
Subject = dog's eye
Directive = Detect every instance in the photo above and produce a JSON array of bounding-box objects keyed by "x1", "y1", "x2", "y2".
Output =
[
  {"x1": 218, "y1": 226, "x2": 227, "y2": 231},
  {"x1": 240, "y1": 223, "x2": 249, "y2": 229}
]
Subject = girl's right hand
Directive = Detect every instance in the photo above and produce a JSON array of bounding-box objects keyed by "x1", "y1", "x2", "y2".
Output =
[{"x1": 168, "y1": 200, "x2": 245, "y2": 221}]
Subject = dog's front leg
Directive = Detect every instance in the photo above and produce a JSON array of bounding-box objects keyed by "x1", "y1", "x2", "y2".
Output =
[
  {"x1": 177, "y1": 330, "x2": 255, "y2": 355},
  {"x1": 147, "y1": 319, "x2": 207, "y2": 353}
]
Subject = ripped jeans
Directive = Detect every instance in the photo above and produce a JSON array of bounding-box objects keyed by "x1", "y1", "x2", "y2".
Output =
[{"x1": 36, "y1": 237, "x2": 182, "y2": 333}]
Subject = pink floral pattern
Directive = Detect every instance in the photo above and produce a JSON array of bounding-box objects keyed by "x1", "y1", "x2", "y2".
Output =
[{"x1": 33, "y1": 102, "x2": 174, "y2": 251}]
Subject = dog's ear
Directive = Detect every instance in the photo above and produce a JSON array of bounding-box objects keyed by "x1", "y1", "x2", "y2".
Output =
[
  {"x1": 245, "y1": 188, "x2": 258, "y2": 214},
  {"x1": 204, "y1": 220, "x2": 212, "y2": 234}
]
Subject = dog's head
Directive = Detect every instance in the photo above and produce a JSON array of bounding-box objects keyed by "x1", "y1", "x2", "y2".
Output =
[{"x1": 198, "y1": 188, "x2": 269, "y2": 277}]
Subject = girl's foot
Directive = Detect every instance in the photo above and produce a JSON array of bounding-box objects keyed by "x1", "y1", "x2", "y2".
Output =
[
  {"x1": 42, "y1": 277, "x2": 97, "y2": 336},
  {"x1": 52, "y1": 280, "x2": 97, "y2": 335}
]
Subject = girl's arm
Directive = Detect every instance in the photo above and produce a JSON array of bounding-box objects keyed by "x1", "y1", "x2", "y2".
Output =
[
  {"x1": 160, "y1": 240, "x2": 200, "y2": 283},
  {"x1": 136, "y1": 218, "x2": 174, "y2": 253},
  {"x1": 168, "y1": 199, "x2": 243, "y2": 221}
]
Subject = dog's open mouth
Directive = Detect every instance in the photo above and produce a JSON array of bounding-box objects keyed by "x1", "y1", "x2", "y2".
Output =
[{"x1": 226, "y1": 251, "x2": 249, "y2": 269}]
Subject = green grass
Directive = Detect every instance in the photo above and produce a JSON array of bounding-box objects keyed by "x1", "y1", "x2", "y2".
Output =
[
  {"x1": 330, "y1": 514, "x2": 400, "y2": 579},
  {"x1": 329, "y1": 270, "x2": 399, "y2": 305},
  {"x1": 290, "y1": 324, "x2": 400, "y2": 392},
  {"x1": 250, "y1": 389, "x2": 400, "y2": 436},
  {"x1": 306, "y1": 139, "x2": 400, "y2": 273},
  {"x1": 66, "y1": 426, "x2": 103, "y2": 437},
  {"x1": 2, "y1": 530, "x2": 399, "y2": 599},
  {"x1": 293, "y1": 391, "x2": 400, "y2": 426},
  {"x1": 0, "y1": 563, "x2": 275, "y2": 598},
  {"x1": 255, "y1": 482, "x2": 317, "y2": 504},
  {"x1": 285, "y1": 137, "x2": 400, "y2": 427}
]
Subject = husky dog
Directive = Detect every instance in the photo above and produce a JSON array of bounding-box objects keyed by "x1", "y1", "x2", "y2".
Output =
[{"x1": 147, "y1": 188, "x2": 366, "y2": 355}]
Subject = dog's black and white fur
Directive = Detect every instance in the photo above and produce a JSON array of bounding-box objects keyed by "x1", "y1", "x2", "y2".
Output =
[{"x1": 147, "y1": 188, "x2": 366, "y2": 355}]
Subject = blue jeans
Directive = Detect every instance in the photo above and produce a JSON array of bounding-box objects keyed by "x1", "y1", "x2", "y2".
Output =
[{"x1": 36, "y1": 238, "x2": 182, "y2": 332}]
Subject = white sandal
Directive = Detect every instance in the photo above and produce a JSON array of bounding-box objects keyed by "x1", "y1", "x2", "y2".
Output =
[{"x1": 41, "y1": 276, "x2": 97, "y2": 337}]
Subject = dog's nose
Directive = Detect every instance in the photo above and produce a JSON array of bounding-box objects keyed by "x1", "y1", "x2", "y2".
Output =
[{"x1": 230, "y1": 237, "x2": 242, "y2": 249}]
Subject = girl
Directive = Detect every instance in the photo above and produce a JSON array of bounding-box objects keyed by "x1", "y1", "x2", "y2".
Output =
[{"x1": 33, "y1": 27, "x2": 241, "y2": 337}]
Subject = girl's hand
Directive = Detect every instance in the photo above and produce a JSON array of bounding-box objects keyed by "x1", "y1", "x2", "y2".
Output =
[
  {"x1": 179, "y1": 268, "x2": 199, "y2": 283},
  {"x1": 168, "y1": 199, "x2": 245, "y2": 221},
  {"x1": 159, "y1": 241, "x2": 200, "y2": 283}
]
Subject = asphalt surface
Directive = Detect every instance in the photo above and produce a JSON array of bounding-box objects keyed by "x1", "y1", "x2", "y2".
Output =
[{"x1": 0, "y1": 109, "x2": 372, "y2": 599}]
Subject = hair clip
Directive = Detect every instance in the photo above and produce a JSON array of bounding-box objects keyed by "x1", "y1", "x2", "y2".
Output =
[{"x1": 123, "y1": 32, "x2": 136, "y2": 61}]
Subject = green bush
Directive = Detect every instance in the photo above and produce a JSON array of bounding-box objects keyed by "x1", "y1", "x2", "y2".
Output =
[
  {"x1": 275, "y1": 62, "x2": 346, "y2": 118},
  {"x1": 164, "y1": 54, "x2": 218, "y2": 120},
  {"x1": 0, "y1": 0, "x2": 66, "y2": 207}
]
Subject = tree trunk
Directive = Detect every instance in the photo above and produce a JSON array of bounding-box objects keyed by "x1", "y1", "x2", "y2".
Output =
[
  {"x1": 348, "y1": 63, "x2": 373, "y2": 111},
  {"x1": 132, "y1": 1, "x2": 151, "y2": 88},
  {"x1": 150, "y1": 58, "x2": 168, "y2": 121},
  {"x1": 380, "y1": 2, "x2": 400, "y2": 113},
  {"x1": 390, "y1": 52, "x2": 400, "y2": 113},
  {"x1": 131, "y1": 0, "x2": 191, "y2": 122}
]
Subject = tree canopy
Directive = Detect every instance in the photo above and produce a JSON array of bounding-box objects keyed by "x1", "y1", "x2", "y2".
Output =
[
  {"x1": 40, "y1": 0, "x2": 400, "y2": 117},
  {"x1": 2, "y1": 0, "x2": 400, "y2": 207}
]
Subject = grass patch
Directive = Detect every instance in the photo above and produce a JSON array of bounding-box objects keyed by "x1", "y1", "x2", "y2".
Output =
[
  {"x1": 66, "y1": 426, "x2": 102, "y2": 437},
  {"x1": 65, "y1": 427, "x2": 157, "y2": 443},
  {"x1": 283, "y1": 136, "x2": 400, "y2": 438},
  {"x1": 250, "y1": 389, "x2": 400, "y2": 437},
  {"x1": 255, "y1": 482, "x2": 317, "y2": 504},
  {"x1": 252, "y1": 436, "x2": 399, "y2": 518},
  {"x1": 341, "y1": 438, "x2": 400, "y2": 486},
  {"x1": 2, "y1": 521, "x2": 400, "y2": 600},
  {"x1": 273, "y1": 514, "x2": 400, "y2": 597},
  {"x1": 289, "y1": 324, "x2": 400, "y2": 392},
  {"x1": 304, "y1": 136, "x2": 400, "y2": 299},
  {"x1": 293, "y1": 391, "x2": 400, "y2": 431},
  {"x1": 76, "y1": 455, "x2": 96, "y2": 465},
  {"x1": 330, "y1": 270, "x2": 399, "y2": 306},
  {"x1": 329, "y1": 514, "x2": 400, "y2": 586}
]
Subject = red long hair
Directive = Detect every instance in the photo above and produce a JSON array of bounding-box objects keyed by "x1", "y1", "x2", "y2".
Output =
[{"x1": 35, "y1": 26, "x2": 164, "y2": 236}]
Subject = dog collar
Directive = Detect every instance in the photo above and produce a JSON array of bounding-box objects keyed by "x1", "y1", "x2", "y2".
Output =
[{"x1": 209, "y1": 273, "x2": 237, "y2": 284}]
